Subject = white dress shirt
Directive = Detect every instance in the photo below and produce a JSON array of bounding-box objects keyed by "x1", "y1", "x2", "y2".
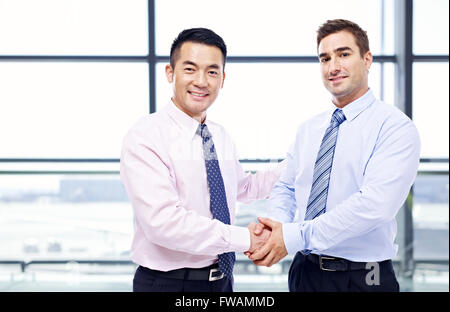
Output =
[
  {"x1": 120, "y1": 100, "x2": 284, "y2": 271},
  {"x1": 269, "y1": 90, "x2": 421, "y2": 262}
]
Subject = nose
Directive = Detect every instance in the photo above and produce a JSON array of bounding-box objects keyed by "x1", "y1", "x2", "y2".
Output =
[
  {"x1": 194, "y1": 72, "x2": 208, "y2": 88},
  {"x1": 329, "y1": 56, "x2": 341, "y2": 74}
]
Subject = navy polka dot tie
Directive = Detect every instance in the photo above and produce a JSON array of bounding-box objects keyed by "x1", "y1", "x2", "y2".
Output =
[
  {"x1": 305, "y1": 109, "x2": 346, "y2": 220},
  {"x1": 197, "y1": 124, "x2": 235, "y2": 278}
]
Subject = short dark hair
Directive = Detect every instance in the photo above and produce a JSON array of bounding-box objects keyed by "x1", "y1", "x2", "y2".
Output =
[
  {"x1": 317, "y1": 19, "x2": 370, "y2": 57},
  {"x1": 170, "y1": 28, "x2": 227, "y2": 69}
]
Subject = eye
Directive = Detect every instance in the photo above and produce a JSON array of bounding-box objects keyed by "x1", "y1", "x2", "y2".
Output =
[
  {"x1": 320, "y1": 57, "x2": 330, "y2": 63},
  {"x1": 208, "y1": 70, "x2": 219, "y2": 75},
  {"x1": 341, "y1": 52, "x2": 349, "y2": 57},
  {"x1": 185, "y1": 67, "x2": 195, "y2": 72}
]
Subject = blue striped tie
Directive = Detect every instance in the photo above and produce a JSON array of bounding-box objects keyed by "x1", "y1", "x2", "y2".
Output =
[
  {"x1": 197, "y1": 124, "x2": 235, "y2": 278},
  {"x1": 305, "y1": 109, "x2": 346, "y2": 221}
]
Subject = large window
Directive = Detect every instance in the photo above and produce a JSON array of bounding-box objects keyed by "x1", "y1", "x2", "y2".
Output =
[
  {"x1": 0, "y1": 0, "x2": 148, "y2": 55},
  {"x1": 0, "y1": 0, "x2": 448, "y2": 292},
  {"x1": 0, "y1": 62, "x2": 149, "y2": 158},
  {"x1": 155, "y1": 0, "x2": 394, "y2": 56},
  {"x1": 409, "y1": 0, "x2": 449, "y2": 289}
]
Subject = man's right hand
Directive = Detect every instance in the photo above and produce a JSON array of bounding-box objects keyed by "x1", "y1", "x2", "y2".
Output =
[{"x1": 246, "y1": 222, "x2": 271, "y2": 254}]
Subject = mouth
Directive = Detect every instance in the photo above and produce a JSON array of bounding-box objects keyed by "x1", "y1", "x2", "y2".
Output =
[
  {"x1": 188, "y1": 91, "x2": 209, "y2": 99},
  {"x1": 329, "y1": 76, "x2": 348, "y2": 83}
]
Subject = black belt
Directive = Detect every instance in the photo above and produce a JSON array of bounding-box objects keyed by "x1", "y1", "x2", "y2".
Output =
[
  {"x1": 141, "y1": 264, "x2": 225, "y2": 281},
  {"x1": 306, "y1": 254, "x2": 388, "y2": 272}
]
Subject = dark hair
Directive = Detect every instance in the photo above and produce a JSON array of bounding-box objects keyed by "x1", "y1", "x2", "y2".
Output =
[
  {"x1": 170, "y1": 28, "x2": 227, "y2": 69},
  {"x1": 317, "y1": 19, "x2": 370, "y2": 57}
]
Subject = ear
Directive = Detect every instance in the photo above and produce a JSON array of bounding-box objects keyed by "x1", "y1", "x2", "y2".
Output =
[
  {"x1": 165, "y1": 64, "x2": 174, "y2": 83},
  {"x1": 363, "y1": 51, "x2": 373, "y2": 71},
  {"x1": 220, "y1": 71, "x2": 226, "y2": 88}
]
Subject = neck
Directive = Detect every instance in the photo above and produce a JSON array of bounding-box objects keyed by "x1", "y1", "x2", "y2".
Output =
[
  {"x1": 332, "y1": 86, "x2": 369, "y2": 108},
  {"x1": 172, "y1": 98, "x2": 206, "y2": 123},
  {"x1": 194, "y1": 114, "x2": 206, "y2": 124}
]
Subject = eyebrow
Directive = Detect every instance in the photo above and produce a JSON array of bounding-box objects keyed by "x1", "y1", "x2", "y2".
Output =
[
  {"x1": 182, "y1": 61, "x2": 197, "y2": 67},
  {"x1": 208, "y1": 64, "x2": 221, "y2": 70},
  {"x1": 182, "y1": 60, "x2": 221, "y2": 69},
  {"x1": 319, "y1": 46, "x2": 354, "y2": 58}
]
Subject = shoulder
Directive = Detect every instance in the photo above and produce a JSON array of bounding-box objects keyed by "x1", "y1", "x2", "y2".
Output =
[
  {"x1": 372, "y1": 101, "x2": 409, "y2": 120},
  {"x1": 370, "y1": 101, "x2": 417, "y2": 132},
  {"x1": 368, "y1": 101, "x2": 420, "y2": 147}
]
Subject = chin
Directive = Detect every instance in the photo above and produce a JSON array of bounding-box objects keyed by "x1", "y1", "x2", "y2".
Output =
[
  {"x1": 329, "y1": 86, "x2": 351, "y2": 97},
  {"x1": 188, "y1": 102, "x2": 212, "y2": 114}
]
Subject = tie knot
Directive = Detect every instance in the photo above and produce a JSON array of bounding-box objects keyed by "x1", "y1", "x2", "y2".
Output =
[
  {"x1": 196, "y1": 123, "x2": 211, "y2": 139},
  {"x1": 332, "y1": 109, "x2": 346, "y2": 125}
]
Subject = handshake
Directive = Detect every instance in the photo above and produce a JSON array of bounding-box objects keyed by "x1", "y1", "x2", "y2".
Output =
[{"x1": 244, "y1": 217, "x2": 288, "y2": 267}]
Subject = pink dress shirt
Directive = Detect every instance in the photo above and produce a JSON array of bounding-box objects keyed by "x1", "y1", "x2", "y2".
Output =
[{"x1": 120, "y1": 100, "x2": 284, "y2": 271}]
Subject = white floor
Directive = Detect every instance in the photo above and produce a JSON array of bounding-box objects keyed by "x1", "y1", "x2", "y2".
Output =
[{"x1": 0, "y1": 267, "x2": 448, "y2": 292}]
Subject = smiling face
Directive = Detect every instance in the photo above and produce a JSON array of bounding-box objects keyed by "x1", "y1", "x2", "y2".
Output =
[
  {"x1": 165, "y1": 41, "x2": 225, "y2": 123},
  {"x1": 318, "y1": 30, "x2": 372, "y2": 108}
]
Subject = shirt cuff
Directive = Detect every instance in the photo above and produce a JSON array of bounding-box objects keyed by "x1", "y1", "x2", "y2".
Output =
[
  {"x1": 227, "y1": 225, "x2": 251, "y2": 253},
  {"x1": 282, "y1": 222, "x2": 303, "y2": 255}
]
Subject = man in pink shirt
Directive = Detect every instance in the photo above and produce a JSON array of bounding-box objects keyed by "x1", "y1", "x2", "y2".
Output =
[{"x1": 120, "y1": 28, "x2": 284, "y2": 292}]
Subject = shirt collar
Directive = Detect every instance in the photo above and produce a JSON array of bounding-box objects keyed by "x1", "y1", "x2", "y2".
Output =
[
  {"x1": 165, "y1": 99, "x2": 207, "y2": 139},
  {"x1": 340, "y1": 89, "x2": 376, "y2": 122}
]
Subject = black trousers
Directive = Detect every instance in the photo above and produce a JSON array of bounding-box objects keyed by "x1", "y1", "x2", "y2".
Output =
[
  {"x1": 133, "y1": 265, "x2": 233, "y2": 292},
  {"x1": 288, "y1": 252, "x2": 400, "y2": 292}
]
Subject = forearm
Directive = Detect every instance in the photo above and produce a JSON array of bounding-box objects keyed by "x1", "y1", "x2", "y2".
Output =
[
  {"x1": 267, "y1": 150, "x2": 297, "y2": 222},
  {"x1": 266, "y1": 189, "x2": 295, "y2": 225},
  {"x1": 236, "y1": 160, "x2": 286, "y2": 203},
  {"x1": 298, "y1": 188, "x2": 408, "y2": 253}
]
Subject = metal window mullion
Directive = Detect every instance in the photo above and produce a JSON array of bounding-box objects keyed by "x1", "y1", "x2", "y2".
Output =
[
  {"x1": 153, "y1": 55, "x2": 396, "y2": 63},
  {"x1": 412, "y1": 55, "x2": 449, "y2": 62},
  {"x1": 148, "y1": 0, "x2": 156, "y2": 113},
  {"x1": 0, "y1": 55, "x2": 147, "y2": 62},
  {"x1": 0, "y1": 157, "x2": 447, "y2": 163},
  {"x1": 394, "y1": 0, "x2": 414, "y2": 280},
  {"x1": 379, "y1": 0, "x2": 386, "y2": 101}
]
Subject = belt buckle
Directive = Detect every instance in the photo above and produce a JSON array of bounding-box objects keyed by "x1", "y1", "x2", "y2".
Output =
[
  {"x1": 209, "y1": 268, "x2": 224, "y2": 281},
  {"x1": 319, "y1": 255, "x2": 337, "y2": 272}
]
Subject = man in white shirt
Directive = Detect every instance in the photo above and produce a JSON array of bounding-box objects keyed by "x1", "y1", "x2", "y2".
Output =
[
  {"x1": 120, "y1": 28, "x2": 283, "y2": 292},
  {"x1": 249, "y1": 19, "x2": 421, "y2": 292}
]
